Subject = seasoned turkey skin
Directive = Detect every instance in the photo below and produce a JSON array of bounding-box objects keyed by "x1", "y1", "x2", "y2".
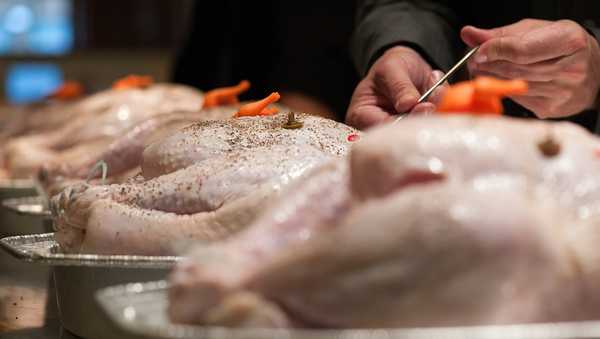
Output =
[
  {"x1": 40, "y1": 106, "x2": 237, "y2": 196},
  {"x1": 169, "y1": 115, "x2": 600, "y2": 328},
  {"x1": 51, "y1": 113, "x2": 358, "y2": 255},
  {"x1": 142, "y1": 112, "x2": 356, "y2": 178}
]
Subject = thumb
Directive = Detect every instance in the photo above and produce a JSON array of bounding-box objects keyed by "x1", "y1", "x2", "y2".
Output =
[
  {"x1": 461, "y1": 26, "x2": 495, "y2": 47},
  {"x1": 372, "y1": 47, "x2": 428, "y2": 113},
  {"x1": 376, "y1": 68, "x2": 420, "y2": 113},
  {"x1": 389, "y1": 78, "x2": 421, "y2": 113}
]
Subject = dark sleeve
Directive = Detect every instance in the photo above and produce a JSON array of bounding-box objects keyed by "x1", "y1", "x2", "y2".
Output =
[
  {"x1": 581, "y1": 20, "x2": 600, "y2": 134},
  {"x1": 582, "y1": 19, "x2": 600, "y2": 45},
  {"x1": 351, "y1": 0, "x2": 463, "y2": 76}
]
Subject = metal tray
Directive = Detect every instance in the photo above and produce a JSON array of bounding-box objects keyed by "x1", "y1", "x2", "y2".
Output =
[
  {"x1": 0, "y1": 196, "x2": 53, "y2": 237},
  {"x1": 2, "y1": 196, "x2": 51, "y2": 218},
  {"x1": 0, "y1": 179, "x2": 46, "y2": 237},
  {"x1": 0, "y1": 178, "x2": 38, "y2": 191},
  {"x1": 1, "y1": 233, "x2": 181, "y2": 338},
  {"x1": 0, "y1": 232, "x2": 181, "y2": 267},
  {"x1": 96, "y1": 280, "x2": 600, "y2": 339}
]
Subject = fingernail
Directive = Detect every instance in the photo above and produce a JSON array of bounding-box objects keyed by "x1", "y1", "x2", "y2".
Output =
[{"x1": 474, "y1": 53, "x2": 487, "y2": 63}]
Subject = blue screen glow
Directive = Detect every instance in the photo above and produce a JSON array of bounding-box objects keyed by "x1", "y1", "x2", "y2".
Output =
[
  {"x1": 5, "y1": 63, "x2": 63, "y2": 103},
  {"x1": 0, "y1": 0, "x2": 73, "y2": 55}
]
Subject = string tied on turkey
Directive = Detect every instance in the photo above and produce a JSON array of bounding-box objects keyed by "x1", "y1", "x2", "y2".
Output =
[{"x1": 86, "y1": 160, "x2": 108, "y2": 185}]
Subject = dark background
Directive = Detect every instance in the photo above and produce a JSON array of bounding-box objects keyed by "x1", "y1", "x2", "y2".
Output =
[{"x1": 0, "y1": 0, "x2": 358, "y2": 119}]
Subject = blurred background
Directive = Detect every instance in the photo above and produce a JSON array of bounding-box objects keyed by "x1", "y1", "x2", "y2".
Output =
[
  {"x1": 0, "y1": 0, "x2": 358, "y2": 120},
  {"x1": 0, "y1": 0, "x2": 190, "y2": 104}
]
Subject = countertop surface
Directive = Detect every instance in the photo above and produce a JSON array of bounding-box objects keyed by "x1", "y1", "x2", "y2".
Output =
[{"x1": 0, "y1": 248, "x2": 69, "y2": 339}]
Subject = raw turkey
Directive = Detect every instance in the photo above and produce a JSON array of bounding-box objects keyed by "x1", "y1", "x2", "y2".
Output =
[
  {"x1": 0, "y1": 91, "x2": 103, "y2": 142},
  {"x1": 0, "y1": 88, "x2": 119, "y2": 179},
  {"x1": 0, "y1": 83, "x2": 140, "y2": 160},
  {"x1": 39, "y1": 106, "x2": 237, "y2": 196},
  {"x1": 50, "y1": 113, "x2": 358, "y2": 255},
  {"x1": 39, "y1": 101, "x2": 291, "y2": 194},
  {"x1": 2, "y1": 83, "x2": 203, "y2": 179},
  {"x1": 168, "y1": 115, "x2": 600, "y2": 328},
  {"x1": 141, "y1": 111, "x2": 354, "y2": 179}
]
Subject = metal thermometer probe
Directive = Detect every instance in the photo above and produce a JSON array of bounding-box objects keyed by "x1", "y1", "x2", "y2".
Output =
[{"x1": 394, "y1": 45, "x2": 480, "y2": 123}]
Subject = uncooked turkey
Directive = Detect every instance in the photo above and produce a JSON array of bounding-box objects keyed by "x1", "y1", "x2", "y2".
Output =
[
  {"x1": 0, "y1": 83, "x2": 135, "y2": 155},
  {"x1": 169, "y1": 115, "x2": 600, "y2": 328},
  {"x1": 39, "y1": 101, "x2": 291, "y2": 194},
  {"x1": 140, "y1": 111, "x2": 354, "y2": 179},
  {"x1": 39, "y1": 106, "x2": 238, "y2": 196},
  {"x1": 0, "y1": 88, "x2": 114, "y2": 179},
  {"x1": 1, "y1": 93, "x2": 89, "y2": 142},
  {"x1": 50, "y1": 113, "x2": 358, "y2": 255},
  {"x1": 2, "y1": 83, "x2": 203, "y2": 179}
]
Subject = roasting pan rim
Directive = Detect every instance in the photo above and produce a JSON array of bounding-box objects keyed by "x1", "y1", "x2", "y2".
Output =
[
  {"x1": 0, "y1": 232, "x2": 181, "y2": 268},
  {"x1": 0, "y1": 179, "x2": 38, "y2": 190},
  {"x1": 1, "y1": 196, "x2": 51, "y2": 218},
  {"x1": 96, "y1": 279, "x2": 600, "y2": 339}
]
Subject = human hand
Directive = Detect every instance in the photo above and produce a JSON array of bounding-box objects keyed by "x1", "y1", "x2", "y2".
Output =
[
  {"x1": 346, "y1": 46, "x2": 446, "y2": 129},
  {"x1": 462, "y1": 19, "x2": 600, "y2": 118}
]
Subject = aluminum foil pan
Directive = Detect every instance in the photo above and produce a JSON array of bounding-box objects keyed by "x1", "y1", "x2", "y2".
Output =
[
  {"x1": 0, "y1": 179, "x2": 45, "y2": 237},
  {"x1": 1, "y1": 232, "x2": 181, "y2": 338},
  {"x1": 2, "y1": 196, "x2": 51, "y2": 218},
  {"x1": 0, "y1": 178, "x2": 38, "y2": 191},
  {"x1": 96, "y1": 280, "x2": 600, "y2": 339},
  {"x1": 0, "y1": 232, "x2": 180, "y2": 267},
  {"x1": 0, "y1": 196, "x2": 52, "y2": 237}
]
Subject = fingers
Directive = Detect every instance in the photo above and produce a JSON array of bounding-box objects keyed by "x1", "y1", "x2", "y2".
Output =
[
  {"x1": 470, "y1": 74, "x2": 569, "y2": 119},
  {"x1": 471, "y1": 60, "x2": 559, "y2": 82},
  {"x1": 398, "y1": 70, "x2": 445, "y2": 115},
  {"x1": 513, "y1": 81, "x2": 557, "y2": 97},
  {"x1": 374, "y1": 65, "x2": 421, "y2": 113},
  {"x1": 477, "y1": 35, "x2": 529, "y2": 64},
  {"x1": 385, "y1": 69, "x2": 445, "y2": 116},
  {"x1": 477, "y1": 21, "x2": 588, "y2": 64},
  {"x1": 466, "y1": 71, "x2": 562, "y2": 100},
  {"x1": 410, "y1": 102, "x2": 436, "y2": 115},
  {"x1": 347, "y1": 70, "x2": 443, "y2": 129},
  {"x1": 399, "y1": 70, "x2": 445, "y2": 115},
  {"x1": 426, "y1": 70, "x2": 448, "y2": 105},
  {"x1": 347, "y1": 46, "x2": 443, "y2": 128},
  {"x1": 346, "y1": 105, "x2": 392, "y2": 129},
  {"x1": 460, "y1": 19, "x2": 549, "y2": 47},
  {"x1": 461, "y1": 26, "x2": 497, "y2": 47},
  {"x1": 510, "y1": 95, "x2": 554, "y2": 118},
  {"x1": 346, "y1": 79, "x2": 393, "y2": 129}
]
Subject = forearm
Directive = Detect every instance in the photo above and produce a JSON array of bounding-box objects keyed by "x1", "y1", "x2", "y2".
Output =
[{"x1": 351, "y1": 0, "x2": 461, "y2": 76}]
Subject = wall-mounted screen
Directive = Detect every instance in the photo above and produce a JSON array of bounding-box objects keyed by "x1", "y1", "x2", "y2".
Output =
[
  {"x1": 0, "y1": 0, "x2": 73, "y2": 55},
  {"x1": 5, "y1": 63, "x2": 63, "y2": 103}
]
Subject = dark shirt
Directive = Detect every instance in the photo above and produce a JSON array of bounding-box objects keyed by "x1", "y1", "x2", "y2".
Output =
[
  {"x1": 351, "y1": 0, "x2": 600, "y2": 132},
  {"x1": 172, "y1": 1, "x2": 358, "y2": 120}
]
